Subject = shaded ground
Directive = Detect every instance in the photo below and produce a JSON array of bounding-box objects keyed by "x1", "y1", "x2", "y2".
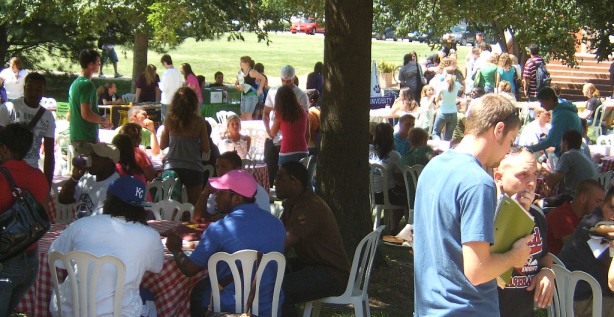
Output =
[{"x1": 320, "y1": 243, "x2": 414, "y2": 316}]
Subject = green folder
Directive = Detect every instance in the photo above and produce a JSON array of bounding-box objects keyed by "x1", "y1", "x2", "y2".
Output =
[{"x1": 491, "y1": 195, "x2": 535, "y2": 288}]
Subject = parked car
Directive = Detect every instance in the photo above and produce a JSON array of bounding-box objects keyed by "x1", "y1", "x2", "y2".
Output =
[
  {"x1": 290, "y1": 18, "x2": 325, "y2": 35},
  {"x1": 373, "y1": 27, "x2": 398, "y2": 41},
  {"x1": 406, "y1": 31, "x2": 430, "y2": 43}
]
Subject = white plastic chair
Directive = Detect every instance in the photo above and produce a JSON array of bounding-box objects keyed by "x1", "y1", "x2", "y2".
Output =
[
  {"x1": 208, "y1": 250, "x2": 286, "y2": 317},
  {"x1": 146, "y1": 177, "x2": 177, "y2": 202},
  {"x1": 369, "y1": 163, "x2": 404, "y2": 231},
  {"x1": 242, "y1": 158, "x2": 256, "y2": 173},
  {"x1": 149, "y1": 199, "x2": 194, "y2": 221},
  {"x1": 48, "y1": 251, "x2": 126, "y2": 317},
  {"x1": 217, "y1": 110, "x2": 237, "y2": 126},
  {"x1": 121, "y1": 93, "x2": 136, "y2": 103},
  {"x1": 596, "y1": 170, "x2": 613, "y2": 190},
  {"x1": 596, "y1": 133, "x2": 614, "y2": 146},
  {"x1": 204, "y1": 164, "x2": 215, "y2": 179},
  {"x1": 302, "y1": 226, "x2": 385, "y2": 317},
  {"x1": 549, "y1": 264, "x2": 602, "y2": 317},
  {"x1": 401, "y1": 165, "x2": 424, "y2": 225},
  {"x1": 592, "y1": 104, "x2": 604, "y2": 139}
]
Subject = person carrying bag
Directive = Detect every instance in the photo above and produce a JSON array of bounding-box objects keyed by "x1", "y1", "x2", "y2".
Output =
[{"x1": 0, "y1": 123, "x2": 50, "y2": 316}]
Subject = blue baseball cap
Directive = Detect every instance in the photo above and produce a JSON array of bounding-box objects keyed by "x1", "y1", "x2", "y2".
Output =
[{"x1": 107, "y1": 176, "x2": 150, "y2": 207}]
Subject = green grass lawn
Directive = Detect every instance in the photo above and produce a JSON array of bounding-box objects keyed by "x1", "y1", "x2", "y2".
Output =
[{"x1": 39, "y1": 32, "x2": 472, "y2": 101}]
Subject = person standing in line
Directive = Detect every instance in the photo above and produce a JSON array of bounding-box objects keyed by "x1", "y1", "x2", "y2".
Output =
[
  {"x1": 413, "y1": 94, "x2": 532, "y2": 316},
  {"x1": 134, "y1": 64, "x2": 160, "y2": 104},
  {"x1": 234, "y1": 56, "x2": 266, "y2": 121},
  {"x1": 0, "y1": 57, "x2": 28, "y2": 101},
  {"x1": 158, "y1": 54, "x2": 183, "y2": 122},
  {"x1": 69, "y1": 49, "x2": 112, "y2": 148},
  {"x1": 0, "y1": 73, "x2": 55, "y2": 184}
]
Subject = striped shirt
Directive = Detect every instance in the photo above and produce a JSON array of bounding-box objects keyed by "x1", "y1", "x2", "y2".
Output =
[{"x1": 523, "y1": 56, "x2": 544, "y2": 97}]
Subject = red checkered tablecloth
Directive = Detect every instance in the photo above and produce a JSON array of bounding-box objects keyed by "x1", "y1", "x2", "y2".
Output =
[
  {"x1": 16, "y1": 220, "x2": 206, "y2": 317},
  {"x1": 601, "y1": 156, "x2": 614, "y2": 173},
  {"x1": 253, "y1": 163, "x2": 269, "y2": 191}
]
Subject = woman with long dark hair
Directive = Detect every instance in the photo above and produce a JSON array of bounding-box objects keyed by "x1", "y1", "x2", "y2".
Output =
[
  {"x1": 118, "y1": 123, "x2": 157, "y2": 182},
  {"x1": 0, "y1": 123, "x2": 49, "y2": 316},
  {"x1": 180, "y1": 63, "x2": 202, "y2": 104},
  {"x1": 112, "y1": 133, "x2": 146, "y2": 185},
  {"x1": 160, "y1": 87, "x2": 210, "y2": 205},
  {"x1": 269, "y1": 85, "x2": 308, "y2": 165},
  {"x1": 135, "y1": 64, "x2": 160, "y2": 103}
]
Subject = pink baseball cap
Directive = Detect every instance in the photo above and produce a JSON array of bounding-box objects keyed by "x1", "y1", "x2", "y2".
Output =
[{"x1": 209, "y1": 170, "x2": 257, "y2": 198}]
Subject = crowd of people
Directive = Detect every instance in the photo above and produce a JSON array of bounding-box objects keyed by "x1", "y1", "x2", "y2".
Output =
[{"x1": 1, "y1": 38, "x2": 614, "y2": 317}]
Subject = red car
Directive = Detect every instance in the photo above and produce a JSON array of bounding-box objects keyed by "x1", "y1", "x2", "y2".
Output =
[{"x1": 290, "y1": 18, "x2": 325, "y2": 35}]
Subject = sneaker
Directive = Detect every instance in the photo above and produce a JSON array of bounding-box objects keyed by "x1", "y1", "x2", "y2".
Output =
[
  {"x1": 114, "y1": 73, "x2": 123, "y2": 78},
  {"x1": 99, "y1": 72, "x2": 104, "y2": 77}
]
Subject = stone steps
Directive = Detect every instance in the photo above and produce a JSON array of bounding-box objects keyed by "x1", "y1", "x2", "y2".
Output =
[{"x1": 546, "y1": 55, "x2": 612, "y2": 101}]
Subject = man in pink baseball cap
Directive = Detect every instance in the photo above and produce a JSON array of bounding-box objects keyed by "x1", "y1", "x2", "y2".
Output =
[{"x1": 166, "y1": 169, "x2": 286, "y2": 316}]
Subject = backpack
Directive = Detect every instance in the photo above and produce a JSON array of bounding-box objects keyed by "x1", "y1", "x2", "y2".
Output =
[{"x1": 534, "y1": 59, "x2": 551, "y2": 91}]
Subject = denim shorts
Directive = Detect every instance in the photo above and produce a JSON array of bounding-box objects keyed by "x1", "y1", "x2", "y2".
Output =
[{"x1": 241, "y1": 94, "x2": 258, "y2": 114}]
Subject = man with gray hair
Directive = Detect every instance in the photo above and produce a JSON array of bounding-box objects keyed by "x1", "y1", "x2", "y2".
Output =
[{"x1": 262, "y1": 65, "x2": 309, "y2": 184}]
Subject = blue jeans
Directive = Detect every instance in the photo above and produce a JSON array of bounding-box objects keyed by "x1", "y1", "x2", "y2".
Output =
[
  {"x1": 281, "y1": 261, "x2": 346, "y2": 317},
  {"x1": 0, "y1": 249, "x2": 39, "y2": 316},
  {"x1": 278, "y1": 152, "x2": 308, "y2": 166},
  {"x1": 484, "y1": 85, "x2": 495, "y2": 94},
  {"x1": 432, "y1": 112, "x2": 458, "y2": 141},
  {"x1": 161, "y1": 103, "x2": 168, "y2": 123}
]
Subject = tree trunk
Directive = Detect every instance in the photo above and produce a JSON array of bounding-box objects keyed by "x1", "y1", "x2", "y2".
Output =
[
  {"x1": 0, "y1": 25, "x2": 8, "y2": 64},
  {"x1": 131, "y1": 31, "x2": 149, "y2": 93},
  {"x1": 317, "y1": 0, "x2": 373, "y2": 256}
]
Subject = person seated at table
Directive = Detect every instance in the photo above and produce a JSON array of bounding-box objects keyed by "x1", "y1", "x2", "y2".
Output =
[
  {"x1": 165, "y1": 170, "x2": 285, "y2": 317},
  {"x1": 275, "y1": 161, "x2": 350, "y2": 317},
  {"x1": 498, "y1": 80, "x2": 517, "y2": 103},
  {"x1": 369, "y1": 122, "x2": 407, "y2": 234},
  {"x1": 516, "y1": 107, "x2": 551, "y2": 147},
  {"x1": 558, "y1": 186, "x2": 614, "y2": 317},
  {"x1": 216, "y1": 114, "x2": 251, "y2": 159},
  {"x1": 97, "y1": 82, "x2": 124, "y2": 105},
  {"x1": 0, "y1": 123, "x2": 50, "y2": 317},
  {"x1": 390, "y1": 88, "x2": 419, "y2": 117},
  {"x1": 134, "y1": 64, "x2": 160, "y2": 104},
  {"x1": 494, "y1": 149, "x2": 556, "y2": 317},
  {"x1": 208, "y1": 71, "x2": 227, "y2": 90},
  {"x1": 578, "y1": 83, "x2": 602, "y2": 125},
  {"x1": 526, "y1": 87, "x2": 582, "y2": 157},
  {"x1": 546, "y1": 179, "x2": 604, "y2": 255},
  {"x1": 401, "y1": 127, "x2": 436, "y2": 167},
  {"x1": 394, "y1": 114, "x2": 415, "y2": 156},
  {"x1": 118, "y1": 123, "x2": 157, "y2": 182},
  {"x1": 49, "y1": 175, "x2": 164, "y2": 317},
  {"x1": 543, "y1": 129, "x2": 598, "y2": 203},
  {"x1": 196, "y1": 75, "x2": 205, "y2": 88},
  {"x1": 193, "y1": 151, "x2": 270, "y2": 222},
  {"x1": 113, "y1": 133, "x2": 147, "y2": 185},
  {"x1": 58, "y1": 142, "x2": 120, "y2": 217},
  {"x1": 115, "y1": 106, "x2": 160, "y2": 155}
]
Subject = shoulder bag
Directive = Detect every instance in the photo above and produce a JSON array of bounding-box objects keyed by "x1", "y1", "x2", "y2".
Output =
[
  {"x1": 205, "y1": 252, "x2": 263, "y2": 317},
  {"x1": 0, "y1": 166, "x2": 50, "y2": 262}
]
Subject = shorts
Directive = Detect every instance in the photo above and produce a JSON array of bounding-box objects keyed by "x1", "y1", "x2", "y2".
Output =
[
  {"x1": 102, "y1": 47, "x2": 119, "y2": 63},
  {"x1": 169, "y1": 168, "x2": 205, "y2": 187},
  {"x1": 241, "y1": 94, "x2": 258, "y2": 114}
]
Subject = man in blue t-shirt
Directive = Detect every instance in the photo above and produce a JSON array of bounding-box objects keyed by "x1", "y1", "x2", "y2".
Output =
[
  {"x1": 166, "y1": 170, "x2": 286, "y2": 316},
  {"x1": 413, "y1": 94, "x2": 532, "y2": 316}
]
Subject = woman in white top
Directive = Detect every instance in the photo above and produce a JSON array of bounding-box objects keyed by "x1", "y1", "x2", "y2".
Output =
[
  {"x1": 0, "y1": 57, "x2": 28, "y2": 100},
  {"x1": 216, "y1": 114, "x2": 252, "y2": 159},
  {"x1": 417, "y1": 84, "x2": 437, "y2": 131}
]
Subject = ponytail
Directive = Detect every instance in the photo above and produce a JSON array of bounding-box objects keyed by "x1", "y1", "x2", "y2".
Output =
[{"x1": 447, "y1": 75, "x2": 456, "y2": 92}]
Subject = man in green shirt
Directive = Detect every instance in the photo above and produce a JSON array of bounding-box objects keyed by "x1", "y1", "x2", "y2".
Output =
[{"x1": 69, "y1": 49, "x2": 112, "y2": 147}]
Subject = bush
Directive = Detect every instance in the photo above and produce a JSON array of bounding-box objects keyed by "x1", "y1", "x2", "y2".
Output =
[{"x1": 44, "y1": 72, "x2": 133, "y2": 103}]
